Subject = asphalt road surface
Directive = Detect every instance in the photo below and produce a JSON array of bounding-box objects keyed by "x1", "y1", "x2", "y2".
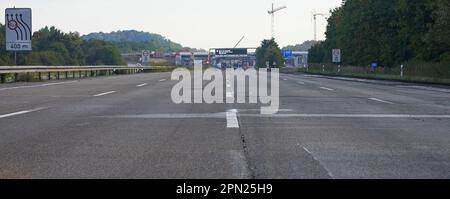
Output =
[{"x1": 0, "y1": 71, "x2": 449, "y2": 179}]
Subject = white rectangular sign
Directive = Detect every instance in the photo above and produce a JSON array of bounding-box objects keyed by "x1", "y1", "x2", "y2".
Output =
[
  {"x1": 5, "y1": 8, "x2": 32, "y2": 51},
  {"x1": 332, "y1": 49, "x2": 341, "y2": 63},
  {"x1": 142, "y1": 50, "x2": 150, "y2": 63}
]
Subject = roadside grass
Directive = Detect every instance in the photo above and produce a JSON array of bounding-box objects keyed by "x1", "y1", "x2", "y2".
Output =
[{"x1": 301, "y1": 62, "x2": 450, "y2": 85}]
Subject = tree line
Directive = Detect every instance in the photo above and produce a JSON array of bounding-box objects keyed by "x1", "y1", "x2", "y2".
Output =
[
  {"x1": 309, "y1": 0, "x2": 450, "y2": 67},
  {"x1": 0, "y1": 24, "x2": 125, "y2": 66},
  {"x1": 82, "y1": 30, "x2": 185, "y2": 53}
]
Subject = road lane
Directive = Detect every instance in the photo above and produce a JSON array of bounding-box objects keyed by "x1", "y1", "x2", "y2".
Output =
[{"x1": 0, "y1": 71, "x2": 449, "y2": 179}]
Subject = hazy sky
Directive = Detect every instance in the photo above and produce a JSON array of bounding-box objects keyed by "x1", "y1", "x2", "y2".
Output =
[{"x1": 1, "y1": 0, "x2": 342, "y2": 49}]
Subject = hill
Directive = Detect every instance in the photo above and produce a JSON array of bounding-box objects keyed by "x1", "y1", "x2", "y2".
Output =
[
  {"x1": 283, "y1": 40, "x2": 318, "y2": 51},
  {"x1": 82, "y1": 30, "x2": 184, "y2": 53}
]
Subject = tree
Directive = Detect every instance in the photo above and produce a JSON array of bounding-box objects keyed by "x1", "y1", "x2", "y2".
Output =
[
  {"x1": 255, "y1": 39, "x2": 284, "y2": 68},
  {"x1": 308, "y1": 0, "x2": 449, "y2": 66},
  {"x1": 0, "y1": 25, "x2": 126, "y2": 66},
  {"x1": 82, "y1": 40, "x2": 125, "y2": 65},
  {"x1": 0, "y1": 23, "x2": 12, "y2": 65}
]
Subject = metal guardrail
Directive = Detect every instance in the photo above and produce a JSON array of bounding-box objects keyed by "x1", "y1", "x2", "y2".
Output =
[{"x1": 0, "y1": 65, "x2": 155, "y2": 83}]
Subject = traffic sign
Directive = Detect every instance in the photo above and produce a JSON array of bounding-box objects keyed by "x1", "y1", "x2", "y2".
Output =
[
  {"x1": 5, "y1": 8, "x2": 32, "y2": 51},
  {"x1": 215, "y1": 48, "x2": 247, "y2": 57},
  {"x1": 282, "y1": 50, "x2": 293, "y2": 59},
  {"x1": 332, "y1": 49, "x2": 341, "y2": 63},
  {"x1": 142, "y1": 50, "x2": 151, "y2": 63}
]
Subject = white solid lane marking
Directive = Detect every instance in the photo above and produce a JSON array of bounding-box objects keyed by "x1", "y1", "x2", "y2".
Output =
[
  {"x1": 240, "y1": 113, "x2": 450, "y2": 119},
  {"x1": 319, "y1": 87, "x2": 334, "y2": 91},
  {"x1": 226, "y1": 109, "x2": 239, "y2": 128},
  {"x1": 297, "y1": 81, "x2": 305, "y2": 85},
  {"x1": 0, "y1": 81, "x2": 77, "y2": 91},
  {"x1": 369, "y1": 98, "x2": 394, "y2": 104},
  {"x1": 302, "y1": 146, "x2": 335, "y2": 179},
  {"x1": 136, "y1": 83, "x2": 148, "y2": 87},
  {"x1": 159, "y1": 79, "x2": 167, "y2": 82},
  {"x1": 0, "y1": 107, "x2": 47, "y2": 119},
  {"x1": 93, "y1": 91, "x2": 116, "y2": 97}
]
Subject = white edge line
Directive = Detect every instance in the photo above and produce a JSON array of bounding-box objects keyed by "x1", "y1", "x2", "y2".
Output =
[
  {"x1": 0, "y1": 81, "x2": 77, "y2": 91},
  {"x1": 302, "y1": 146, "x2": 335, "y2": 179},
  {"x1": 0, "y1": 107, "x2": 48, "y2": 119},
  {"x1": 93, "y1": 91, "x2": 116, "y2": 97}
]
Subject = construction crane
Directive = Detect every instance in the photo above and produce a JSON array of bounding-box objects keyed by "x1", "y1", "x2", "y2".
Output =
[
  {"x1": 268, "y1": 3, "x2": 287, "y2": 39},
  {"x1": 233, "y1": 36, "x2": 245, "y2": 48},
  {"x1": 312, "y1": 12, "x2": 329, "y2": 41}
]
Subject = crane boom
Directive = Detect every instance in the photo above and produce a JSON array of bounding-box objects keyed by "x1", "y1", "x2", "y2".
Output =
[{"x1": 268, "y1": 6, "x2": 287, "y2": 14}]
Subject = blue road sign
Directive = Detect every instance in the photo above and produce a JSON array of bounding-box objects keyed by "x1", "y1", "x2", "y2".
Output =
[{"x1": 282, "y1": 50, "x2": 293, "y2": 59}]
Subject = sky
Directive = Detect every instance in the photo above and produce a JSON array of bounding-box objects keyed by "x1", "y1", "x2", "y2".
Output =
[{"x1": 1, "y1": 0, "x2": 342, "y2": 50}]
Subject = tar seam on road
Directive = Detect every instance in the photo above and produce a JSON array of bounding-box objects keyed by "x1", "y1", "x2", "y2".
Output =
[
  {"x1": 0, "y1": 107, "x2": 48, "y2": 119},
  {"x1": 93, "y1": 91, "x2": 116, "y2": 97},
  {"x1": 234, "y1": 112, "x2": 256, "y2": 179}
]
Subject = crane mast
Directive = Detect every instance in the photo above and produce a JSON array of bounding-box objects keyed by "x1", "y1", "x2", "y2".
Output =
[{"x1": 268, "y1": 3, "x2": 287, "y2": 39}]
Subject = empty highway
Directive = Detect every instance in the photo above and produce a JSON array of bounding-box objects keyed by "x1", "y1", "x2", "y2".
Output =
[{"x1": 0, "y1": 71, "x2": 450, "y2": 179}]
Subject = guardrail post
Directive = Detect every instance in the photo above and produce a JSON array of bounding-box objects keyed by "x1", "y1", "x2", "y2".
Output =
[
  {"x1": 48, "y1": 72, "x2": 51, "y2": 80},
  {"x1": 65, "y1": 72, "x2": 68, "y2": 79},
  {"x1": 57, "y1": 72, "x2": 60, "y2": 80},
  {"x1": 73, "y1": 71, "x2": 75, "y2": 79},
  {"x1": 400, "y1": 64, "x2": 404, "y2": 78},
  {"x1": 38, "y1": 72, "x2": 42, "y2": 81},
  {"x1": 1, "y1": 74, "x2": 5, "y2": 83},
  {"x1": 14, "y1": 73, "x2": 18, "y2": 82}
]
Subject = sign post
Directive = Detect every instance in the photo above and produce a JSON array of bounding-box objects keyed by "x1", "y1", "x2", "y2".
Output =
[{"x1": 5, "y1": 8, "x2": 32, "y2": 65}]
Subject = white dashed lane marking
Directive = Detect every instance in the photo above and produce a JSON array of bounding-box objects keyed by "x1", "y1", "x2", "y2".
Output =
[
  {"x1": 0, "y1": 107, "x2": 48, "y2": 119},
  {"x1": 93, "y1": 91, "x2": 116, "y2": 97}
]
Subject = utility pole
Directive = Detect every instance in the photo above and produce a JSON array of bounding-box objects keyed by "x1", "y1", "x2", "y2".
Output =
[{"x1": 268, "y1": 3, "x2": 287, "y2": 39}]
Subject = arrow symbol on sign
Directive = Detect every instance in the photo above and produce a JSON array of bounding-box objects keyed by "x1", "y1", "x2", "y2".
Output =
[
  {"x1": 15, "y1": 14, "x2": 25, "y2": 40},
  {"x1": 19, "y1": 13, "x2": 32, "y2": 40}
]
